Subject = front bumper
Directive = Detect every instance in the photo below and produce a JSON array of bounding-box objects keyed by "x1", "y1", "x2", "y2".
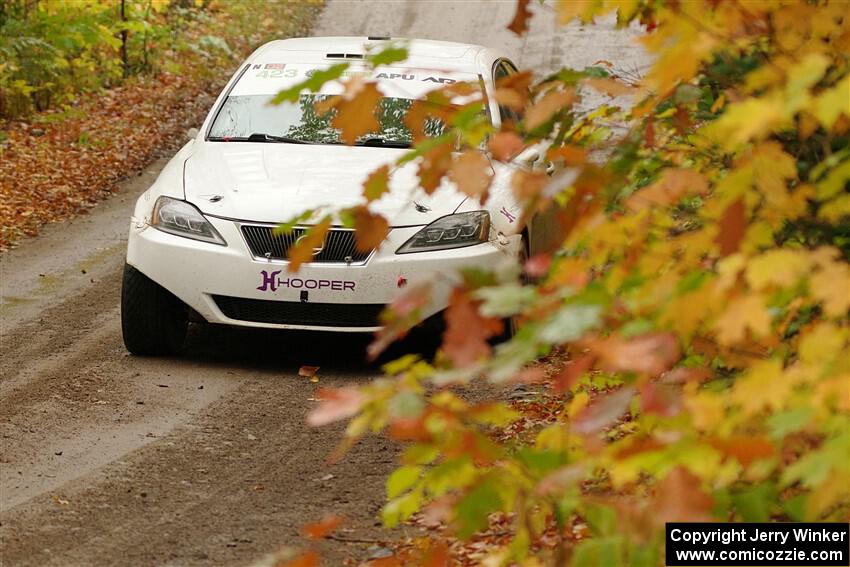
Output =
[{"x1": 126, "y1": 215, "x2": 521, "y2": 332}]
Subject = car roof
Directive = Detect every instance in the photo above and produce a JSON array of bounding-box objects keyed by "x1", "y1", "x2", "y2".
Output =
[{"x1": 248, "y1": 36, "x2": 498, "y2": 74}]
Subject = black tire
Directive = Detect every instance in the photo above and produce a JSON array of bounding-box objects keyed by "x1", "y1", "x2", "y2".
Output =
[{"x1": 121, "y1": 264, "x2": 187, "y2": 356}]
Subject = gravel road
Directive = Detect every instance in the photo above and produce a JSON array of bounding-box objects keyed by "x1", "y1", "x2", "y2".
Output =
[{"x1": 0, "y1": 2, "x2": 647, "y2": 565}]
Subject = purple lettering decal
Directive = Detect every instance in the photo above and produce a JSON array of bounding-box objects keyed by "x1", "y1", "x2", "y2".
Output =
[
  {"x1": 500, "y1": 206, "x2": 517, "y2": 223},
  {"x1": 257, "y1": 270, "x2": 282, "y2": 292},
  {"x1": 258, "y1": 271, "x2": 357, "y2": 293}
]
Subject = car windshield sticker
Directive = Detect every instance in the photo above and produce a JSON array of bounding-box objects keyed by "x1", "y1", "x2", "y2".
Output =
[{"x1": 232, "y1": 62, "x2": 480, "y2": 99}]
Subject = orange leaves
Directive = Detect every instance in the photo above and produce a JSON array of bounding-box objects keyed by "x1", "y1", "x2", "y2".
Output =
[
  {"x1": 715, "y1": 198, "x2": 747, "y2": 257},
  {"x1": 287, "y1": 217, "x2": 331, "y2": 272},
  {"x1": 511, "y1": 169, "x2": 549, "y2": 201},
  {"x1": 448, "y1": 150, "x2": 493, "y2": 198},
  {"x1": 326, "y1": 79, "x2": 383, "y2": 144},
  {"x1": 307, "y1": 387, "x2": 365, "y2": 427},
  {"x1": 442, "y1": 288, "x2": 502, "y2": 368},
  {"x1": 351, "y1": 206, "x2": 389, "y2": 253},
  {"x1": 300, "y1": 515, "x2": 344, "y2": 539},
  {"x1": 506, "y1": 0, "x2": 533, "y2": 36},
  {"x1": 417, "y1": 140, "x2": 454, "y2": 194},
  {"x1": 584, "y1": 77, "x2": 633, "y2": 97},
  {"x1": 487, "y1": 132, "x2": 525, "y2": 161},
  {"x1": 369, "y1": 283, "x2": 432, "y2": 359},
  {"x1": 281, "y1": 550, "x2": 319, "y2": 567},
  {"x1": 572, "y1": 386, "x2": 635, "y2": 435},
  {"x1": 626, "y1": 168, "x2": 708, "y2": 210},
  {"x1": 708, "y1": 436, "x2": 774, "y2": 466},
  {"x1": 652, "y1": 467, "x2": 714, "y2": 525},
  {"x1": 299, "y1": 366, "x2": 320, "y2": 383},
  {"x1": 495, "y1": 70, "x2": 534, "y2": 111},
  {"x1": 524, "y1": 88, "x2": 577, "y2": 130},
  {"x1": 590, "y1": 332, "x2": 681, "y2": 377}
]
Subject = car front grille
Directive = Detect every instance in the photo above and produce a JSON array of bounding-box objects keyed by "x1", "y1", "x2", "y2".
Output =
[
  {"x1": 240, "y1": 224, "x2": 372, "y2": 264},
  {"x1": 213, "y1": 295, "x2": 384, "y2": 328}
]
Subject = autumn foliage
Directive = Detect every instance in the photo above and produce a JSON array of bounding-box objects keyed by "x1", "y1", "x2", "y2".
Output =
[{"x1": 305, "y1": 1, "x2": 849, "y2": 564}]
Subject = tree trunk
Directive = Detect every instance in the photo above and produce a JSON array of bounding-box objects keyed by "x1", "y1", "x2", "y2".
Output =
[{"x1": 120, "y1": 0, "x2": 128, "y2": 78}]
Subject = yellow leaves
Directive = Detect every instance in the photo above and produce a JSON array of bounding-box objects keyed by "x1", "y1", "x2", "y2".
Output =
[
  {"x1": 745, "y1": 249, "x2": 811, "y2": 291},
  {"x1": 799, "y1": 322, "x2": 847, "y2": 368},
  {"x1": 812, "y1": 75, "x2": 850, "y2": 128},
  {"x1": 715, "y1": 293, "x2": 771, "y2": 345},
  {"x1": 363, "y1": 165, "x2": 390, "y2": 202},
  {"x1": 702, "y1": 95, "x2": 784, "y2": 149},
  {"x1": 524, "y1": 89, "x2": 577, "y2": 130},
  {"x1": 785, "y1": 53, "x2": 830, "y2": 111},
  {"x1": 809, "y1": 261, "x2": 850, "y2": 317},
  {"x1": 448, "y1": 151, "x2": 493, "y2": 199},
  {"x1": 556, "y1": 0, "x2": 608, "y2": 24},
  {"x1": 751, "y1": 142, "x2": 796, "y2": 194},
  {"x1": 685, "y1": 390, "x2": 725, "y2": 432},
  {"x1": 732, "y1": 359, "x2": 790, "y2": 416}
]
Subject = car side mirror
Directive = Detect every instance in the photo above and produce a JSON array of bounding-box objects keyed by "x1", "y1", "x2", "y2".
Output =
[
  {"x1": 513, "y1": 146, "x2": 542, "y2": 166},
  {"x1": 186, "y1": 127, "x2": 199, "y2": 140}
]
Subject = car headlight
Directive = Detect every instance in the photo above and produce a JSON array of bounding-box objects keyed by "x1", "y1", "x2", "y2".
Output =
[
  {"x1": 396, "y1": 211, "x2": 490, "y2": 254},
  {"x1": 150, "y1": 196, "x2": 226, "y2": 245}
]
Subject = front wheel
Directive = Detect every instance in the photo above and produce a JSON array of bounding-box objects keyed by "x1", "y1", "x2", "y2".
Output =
[{"x1": 121, "y1": 264, "x2": 187, "y2": 356}]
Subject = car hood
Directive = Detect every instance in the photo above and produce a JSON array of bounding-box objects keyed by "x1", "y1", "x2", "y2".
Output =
[{"x1": 183, "y1": 142, "x2": 467, "y2": 226}]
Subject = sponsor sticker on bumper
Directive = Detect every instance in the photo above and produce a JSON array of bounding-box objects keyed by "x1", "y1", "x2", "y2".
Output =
[{"x1": 257, "y1": 269, "x2": 355, "y2": 292}]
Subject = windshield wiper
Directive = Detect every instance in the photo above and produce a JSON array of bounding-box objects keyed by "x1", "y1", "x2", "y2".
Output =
[
  {"x1": 207, "y1": 133, "x2": 308, "y2": 144},
  {"x1": 356, "y1": 137, "x2": 411, "y2": 149}
]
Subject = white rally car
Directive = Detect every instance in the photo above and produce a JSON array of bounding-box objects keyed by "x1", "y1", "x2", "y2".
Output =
[{"x1": 122, "y1": 37, "x2": 544, "y2": 355}]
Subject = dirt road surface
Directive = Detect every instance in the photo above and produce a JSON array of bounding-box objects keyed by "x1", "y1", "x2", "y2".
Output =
[{"x1": 0, "y1": 2, "x2": 646, "y2": 565}]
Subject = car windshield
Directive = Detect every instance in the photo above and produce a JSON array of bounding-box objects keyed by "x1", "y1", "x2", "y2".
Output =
[{"x1": 208, "y1": 94, "x2": 449, "y2": 146}]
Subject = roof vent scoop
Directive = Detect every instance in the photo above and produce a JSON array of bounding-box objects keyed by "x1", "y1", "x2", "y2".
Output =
[{"x1": 326, "y1": 53, "x2": 364, "y2": 59}]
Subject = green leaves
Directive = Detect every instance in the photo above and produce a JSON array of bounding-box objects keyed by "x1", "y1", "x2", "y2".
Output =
[
  {"x1": 269, "y1": 63, "x2": 348, "y2": 105},
  {"x1": 455, "y1": 479, "x2": 501, "y2": 539},
  {"x1": 366, "y1": 44, "x2": 409, "y2": 67},
  {"x1": 538, "y1": 304, "x2": 601, "y2": 343},
  {"x1": 386, "y1": 465, "x2": 422, "y2": 499}
]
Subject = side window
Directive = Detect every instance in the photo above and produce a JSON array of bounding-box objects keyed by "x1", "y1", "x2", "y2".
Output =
[{"x1": 494, "y1": 60, "x2": 521, "y2": 124}]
